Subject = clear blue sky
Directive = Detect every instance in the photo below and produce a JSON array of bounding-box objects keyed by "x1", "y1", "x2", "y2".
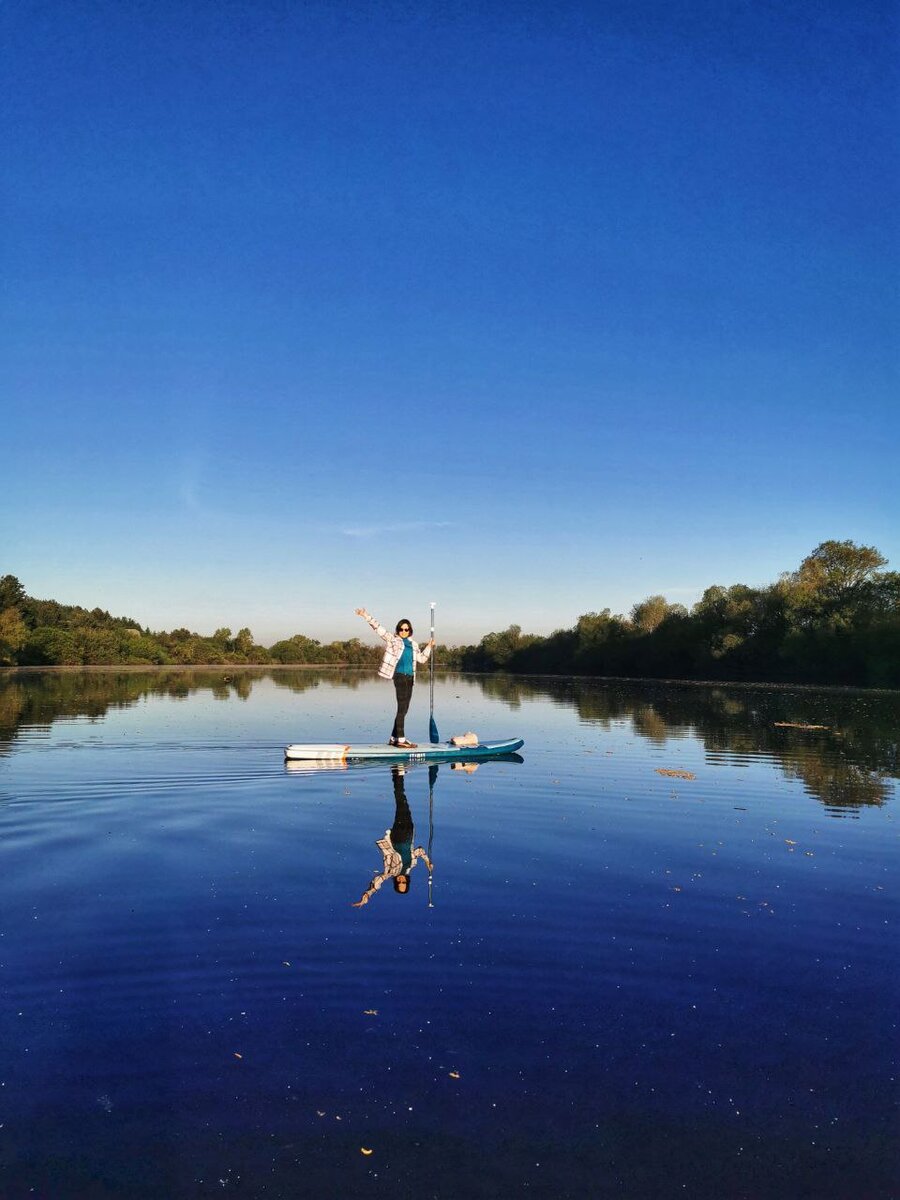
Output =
[{"x1": 3, "y1": 0, "x2": 897, "y2": 645}]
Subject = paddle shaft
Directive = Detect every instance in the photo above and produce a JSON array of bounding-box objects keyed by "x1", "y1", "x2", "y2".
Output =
[{"x1": 428, "y1": 602, "x2": 439, "y2": 743}]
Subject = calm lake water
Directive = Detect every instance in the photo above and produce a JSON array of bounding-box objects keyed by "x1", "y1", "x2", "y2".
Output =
[{"x1": 0, "y1": 669, "x2": 897, "y2": 1199}]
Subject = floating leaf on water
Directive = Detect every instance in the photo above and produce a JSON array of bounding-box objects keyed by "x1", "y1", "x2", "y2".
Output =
[
  {"x1": 656, "y1": 769, "x2": 696, "y2": 780},
  {"x1": 233, "y1": 1053, "x2": 243, "y2": 1059},
  {"x1": 364, "y1": 1009, "x2": 378, "y2": 1015},
  {"x1": 449, "y1": 1071, "x2": 460, "y2": 1079},
  {"x1": 360, "y1": 1147, "x2": 373, "y2": 1155}
]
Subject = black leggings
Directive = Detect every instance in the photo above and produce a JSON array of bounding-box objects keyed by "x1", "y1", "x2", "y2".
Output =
[
  {"x1": 391, "y1": 767, "x2": 413, "y2": 843},
  {"x1": 391, "y1": 673, "x2": 414, "y2": 740}
]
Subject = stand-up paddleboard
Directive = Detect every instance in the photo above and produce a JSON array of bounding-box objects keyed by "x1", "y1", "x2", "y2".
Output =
[{"x1": 284, "y1": 737, "x2": 524, "y2": 763}]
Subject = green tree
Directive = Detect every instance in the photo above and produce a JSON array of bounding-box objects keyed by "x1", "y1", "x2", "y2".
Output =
[
  {"x1": 693, "y1": 583, "x2": 767, "y2": 660},
  {"x1": 571, "y1": 610, "x2": 628, "y2": 672},
  {"x1": 0, "y1": 606, "x2": 28, "y2": 664},
  {"x1": 21, "y1": 626, "x2": 81, "y2": 665},
  {"x1": 478, "y1": 625, "x2": 539, "y2": 669},
  {"x1": 270, "y1": 634, "x2": 322, "y2": 663},
  {"x1": 782, "y1": 540, "x2": 893, "y2": 630},
  {"x1": 630, "y1": 595, "x2": 673, "y2": 634},
  {"x1": 234, "y1": 628, "x2": 254, "y2": 656},
  {"x1": 0, "y1": 575, "x2": 26, "y2": 611},
  {"x1": 794, "y1": 540, "x2": 887, "y2": 604}
]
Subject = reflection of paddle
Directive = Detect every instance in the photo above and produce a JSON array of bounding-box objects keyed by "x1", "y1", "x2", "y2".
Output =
[
  {"x1": 428, "y1": 763, "x2": 438, "y2": 907},
  {"x1": 429, "y1": 602, "x2": 439, "y2": 744}
]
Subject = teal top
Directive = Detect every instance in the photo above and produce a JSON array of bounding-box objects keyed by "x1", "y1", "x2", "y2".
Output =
[
  {"x1": 394, "y1": 839, "x2": 412, "y2": 870},
  {"x1": 396, "y1": 638, "x2": 414, "y2": 675}
]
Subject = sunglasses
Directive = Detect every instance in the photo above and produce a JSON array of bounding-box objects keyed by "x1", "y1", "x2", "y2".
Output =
[{"x1": 398, "y1": 625, "x2": 411, "y2": 632}]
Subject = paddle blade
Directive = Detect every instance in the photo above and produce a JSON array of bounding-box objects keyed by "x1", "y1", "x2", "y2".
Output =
[{"x1": 429, "y1": 715, "x2": 440, "y2": 744}]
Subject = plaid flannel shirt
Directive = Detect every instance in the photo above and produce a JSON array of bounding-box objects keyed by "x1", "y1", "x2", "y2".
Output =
[{"x1": 365, "y1": 614, "x2": 432, "y2": 680}]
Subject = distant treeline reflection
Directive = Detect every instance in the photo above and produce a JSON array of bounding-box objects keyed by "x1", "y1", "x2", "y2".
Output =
[
  {"x1": 2, "y1": 540, "x2": 898, "y2": 688},
  {"x1": 0, "y1": 668, "x2": 896, "y2": 815},
  {"x1": 0, "y1": 667, "x2": 357, "y2": 745},
  {"x1": 476, "y1": 673, "x2": 899, "y2": 814}
]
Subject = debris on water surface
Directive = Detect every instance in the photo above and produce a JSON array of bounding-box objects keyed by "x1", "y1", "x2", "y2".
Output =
[
  {"x1": 360, "y1": 1147, "x2": 373, "y2": 1156},
  {"x1": 773, "y1": 722, "x2": 828, "y2": 730},
  {"x1": 233, "y1": 1053, "x2": 243, "y2": 1059},
  {"x1": 449, "y1": 1071, "x2": 460, "y2": 1079},
  {"x1": 656, "y1": 769, "x2": 696, "y2": 780}
]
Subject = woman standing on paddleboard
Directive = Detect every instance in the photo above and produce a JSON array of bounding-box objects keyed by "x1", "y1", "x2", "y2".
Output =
[{"x1": 355, "y1": 608, "x2": 434, "y2": 747}]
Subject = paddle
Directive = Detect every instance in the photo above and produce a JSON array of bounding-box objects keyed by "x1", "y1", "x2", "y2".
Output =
[{"x1": 428, "y1": 601, "x2": 439, "y2": 744}]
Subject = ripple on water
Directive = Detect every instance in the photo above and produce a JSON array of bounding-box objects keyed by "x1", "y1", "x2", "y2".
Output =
[{"x1": 0, "y1": 671, "x2": 896, "y2": 1199}]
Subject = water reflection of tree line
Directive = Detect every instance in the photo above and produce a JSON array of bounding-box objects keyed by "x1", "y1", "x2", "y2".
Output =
[
  {"x1": 1, "y1": 669, "x2": 896, "y2": 813},
  {"x1": 470, "y1": 673, "x2": 899, "y2": 814},
  {"x1": 0, "y1": 668, "x2": 363, "y2": 754}
]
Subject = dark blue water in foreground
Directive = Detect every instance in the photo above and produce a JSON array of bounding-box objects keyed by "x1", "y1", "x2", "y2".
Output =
[{"x1": 0, "y1": 669, "x2": 897, "y2": 1199}]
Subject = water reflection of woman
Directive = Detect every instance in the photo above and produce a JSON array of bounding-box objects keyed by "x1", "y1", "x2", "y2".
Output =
[{"x1": 352, "y1": 766, "x2": 433, "y2": 907}]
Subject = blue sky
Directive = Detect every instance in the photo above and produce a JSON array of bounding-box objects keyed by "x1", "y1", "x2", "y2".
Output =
[{"x1": 2, "y1": 0, "x2": 897, "y2": 644}]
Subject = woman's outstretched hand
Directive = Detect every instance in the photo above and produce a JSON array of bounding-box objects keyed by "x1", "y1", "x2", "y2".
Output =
[{"x1": 355, "y1": 607, "x2": 370, "y2": 619}]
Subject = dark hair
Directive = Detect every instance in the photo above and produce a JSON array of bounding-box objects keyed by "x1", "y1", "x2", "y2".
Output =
[{"x1": 395, "y1": 618, "x2": 413, "y2": 635}]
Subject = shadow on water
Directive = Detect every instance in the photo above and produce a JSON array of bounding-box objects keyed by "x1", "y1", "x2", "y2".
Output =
[{"x1": 1, "y1": 667, "x2": 896, "y2": 814}]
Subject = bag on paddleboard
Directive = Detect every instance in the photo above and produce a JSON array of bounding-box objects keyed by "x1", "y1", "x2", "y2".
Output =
[{"x1": 450, "y1": 731, "x2": 479, "y2": 747}]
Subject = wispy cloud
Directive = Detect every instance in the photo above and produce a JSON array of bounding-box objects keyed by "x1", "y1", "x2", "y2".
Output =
[
  {"x1": 177, "y1": 454, "x2": 209, "y2": 516},
  {"x1": 341, "y1": 520, "x2": 454, "y2": 538}
]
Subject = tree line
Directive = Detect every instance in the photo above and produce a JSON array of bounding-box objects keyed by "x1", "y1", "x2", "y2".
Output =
[
  {"x1": 1, "y1": 540, "x2": 897, "y2": 686},
  {"x1": 441, "y1": 541, "x2": 899, "y2": 688},
  {"x1": 0, "y1": 575, "x2": 380, "y2": 669}
]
